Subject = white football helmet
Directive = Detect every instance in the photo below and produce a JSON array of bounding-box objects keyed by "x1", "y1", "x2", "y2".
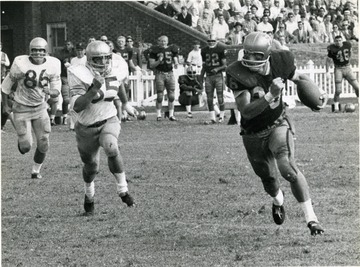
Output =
[
  {"x1": 29, "y1": 37, "x2": 48, "y2": 64},
  {"x1": 86, "y1": 41, "x2": 112, "y2": 76}
]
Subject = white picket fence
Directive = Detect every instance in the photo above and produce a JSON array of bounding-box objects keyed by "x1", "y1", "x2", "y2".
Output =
[{"x1": 128, "y1": 60, "x2": 359, "y2": 107}]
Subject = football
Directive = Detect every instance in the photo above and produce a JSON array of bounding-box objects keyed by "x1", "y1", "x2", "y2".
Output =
[
  {"x1": 296, "y1": 80, "x2": 324, "y2": 111},
  {"x1": 137, "y1": 110, "x2": 147, "y2": 120},
  {"x1": 344, "y1": 103, "x2": 356, "y2": 113}
]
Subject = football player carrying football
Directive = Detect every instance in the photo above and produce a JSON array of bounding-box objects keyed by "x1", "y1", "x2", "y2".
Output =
[
  {"x1": 1, "y1": 37, "x2": 61, "y2": 179},
  {"x1": 68, "y1": 41, "x2": 138, "y2": 215},
  {"x1": 200, "y1": 37, "x2": 227, "y2": 124},
  {"x1": 226, "y1": 32, "x2": 326, "y2": 236},
  {"x1": 326, "y1": 35, "x2": 359, "y2": 113},
  {"x1": 149, "y1": 35, "x2": 179, "y2": 121}
]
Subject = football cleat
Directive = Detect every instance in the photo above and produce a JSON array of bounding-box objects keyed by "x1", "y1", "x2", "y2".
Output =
[
  {"x1": 84, "y1": 195, "x2": 94, "y2": 216},
  {"x1": 50, "y1": 119, "x2": 56, "y2": 126},
  {"x1": 204, "y1": 120, "x2": 216, "y2": 125},
  {"x1": 156, "y1": 116, "x2": 162, "y2": 121},
  {"x1": 31, "y1": 173, "x2": 42, "y2": 179},
  {"x1": 272, "y1": 203, "x2": 285, "y2": 225},
  {"x1": 218, "y1": 117, "x2": 224, "y2": 123},
  {"x1": 187, "y1": 112, "x2": 193, "y2": 118},
  {"x1": 307, "y1": 221, "x2": 324, "y2": 236},
  {"x1": 169, "y1": 116, "x2": 178, "y2": 121},
  {"x1": 120, "y1": 192, "x2": 135, "y2": 207}
]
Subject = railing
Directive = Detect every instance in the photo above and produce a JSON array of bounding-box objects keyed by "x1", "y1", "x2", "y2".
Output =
[{"x1": 128, "y1": 61, "x2": 359, "y2": 107}]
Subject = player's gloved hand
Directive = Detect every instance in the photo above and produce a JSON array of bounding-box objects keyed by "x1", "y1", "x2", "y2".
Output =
[
  {"x1": 124, "y1": 103, "x2": 139, "y2": 118},
  {"x1": 326, "y1": 72, "x2": 331, "y2": 80},
  {"x1": 92, "y1": 71, "x2": 104, "y2": 90}
]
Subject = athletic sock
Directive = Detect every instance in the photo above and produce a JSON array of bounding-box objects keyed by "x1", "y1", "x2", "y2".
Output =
[
  {"x1": 169, "y1": 109, "x2": 174, "y2": 117},
  {"x1": 273, "y1": 189, "x2": 284, "y2": 206},
  {"x1": 114, "y1": 172, "x2": 128, "y2": 196},
  {"x1": 186, "y1": 105, "x2": 191, "y2": 113},
  {"x1": 32, "y1": 163, "x2": 42, "y2": 174},
  {"x1": 220, "y1": 110, "x2": 225, "y2": 119},
  {"x1": 210, "y1": 111, "x2": 216, "y2": 121},
  {"x1": 156, "y1": 109, "x2": 162, "y2": 118},
  {"x1": 84, "y1": 181, "x2": 95, "y2": 201},
  {"x1": 300, "y1": 199, "x2": 318, "y2": 223}
]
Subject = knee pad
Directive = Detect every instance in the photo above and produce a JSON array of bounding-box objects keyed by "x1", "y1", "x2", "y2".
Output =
[
  {"x1": 102, "y1": 137, "x2": 120, "y2": 158},
  {"x1": 168, "y1": 92, "x2": 175, "y2": 102},
  {"x1": 278, "y1": 162, "x2": 298, "y2": 183},
  {"x1": 18, "y1": 139, "x2": 31, "y2": 154},
  {"x1": 37, "y1": 135, "x2": 49, "y2": 153},
  {"x1": 157, "y1": 92, "x2": 164, "y2": 103}
]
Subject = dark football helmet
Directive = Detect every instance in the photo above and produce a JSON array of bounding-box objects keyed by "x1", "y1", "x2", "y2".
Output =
[
  {"x1": 242, "y1": 32, "x2": 272, "y2": 69},
  {"x1": 186, "y1": 64, "x2": 197, "y2": 79}
]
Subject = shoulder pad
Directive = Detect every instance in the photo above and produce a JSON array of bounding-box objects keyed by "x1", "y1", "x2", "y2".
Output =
[
  {"x1": 226, "y1": 61, "x2": 259, "y2": 89},
  {"x1": 67, "y1": 65, "x2": 93, "y2": 86}
]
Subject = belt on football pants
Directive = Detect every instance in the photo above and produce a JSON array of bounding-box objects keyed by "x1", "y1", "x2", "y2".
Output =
[
  {"x1": 241, "y1": 116, "x2": 285, "y2": 135},
  {"x1": 87, "y1": 119, "x2": 107, "y2": 128},
  {"x1": 335, "y1": 64, "x2": 350, "y2": 68}
]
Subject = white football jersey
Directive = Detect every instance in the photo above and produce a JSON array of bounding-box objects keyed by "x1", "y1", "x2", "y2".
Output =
[
  {"x1": 68, "y1": 54, "x2": 129, "y2": 126},
  {"x1": 1, "y1": 55, "x2": 61, "y2": 106}
]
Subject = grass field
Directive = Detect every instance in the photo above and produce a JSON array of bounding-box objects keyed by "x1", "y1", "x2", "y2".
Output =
[{"x1": 1, "y1": 106, "x2": 359, "y2": 267}]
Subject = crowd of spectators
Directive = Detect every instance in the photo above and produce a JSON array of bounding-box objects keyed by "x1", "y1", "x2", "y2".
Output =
[{"x1": 143, "y1": 0, "x2": 359, "y2": 44}]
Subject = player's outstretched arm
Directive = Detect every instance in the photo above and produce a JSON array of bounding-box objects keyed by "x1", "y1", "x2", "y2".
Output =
[{"x1": 118, "y1": 82, "x2": 139, "y2": 118}]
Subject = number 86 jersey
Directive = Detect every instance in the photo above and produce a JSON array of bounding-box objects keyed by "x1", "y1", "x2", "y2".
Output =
[{"x1": 1, "y1": 55, "x2": 61, "y2": 106}]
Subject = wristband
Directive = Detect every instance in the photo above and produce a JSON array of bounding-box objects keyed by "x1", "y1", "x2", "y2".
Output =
[{"x1": 264, "y1": 92, "x2": 275, "y2": 103}]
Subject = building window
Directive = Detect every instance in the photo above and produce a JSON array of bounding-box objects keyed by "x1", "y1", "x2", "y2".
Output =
[{"x1": 46, "y1": 22, "x2": 67, "y2": 55}]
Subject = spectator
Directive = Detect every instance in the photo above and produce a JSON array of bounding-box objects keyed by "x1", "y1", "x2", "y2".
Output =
[
  {"x1": 273, "y1": 13, "x2": 285, "y2": 32},
  {"x1": 214, "y1": 0, "x2": 231, "y2": 24},
  {"x1": 70, "y1": 42, "x2": 87, "y2": 66},
  {"x1": 329, "y1": 23, "x2": 345, "y2": 42},
  {"x1": 278, "y1": 34, "x2": 290, "y2": 49},
  {"x1": 54, "y1": 40, "x2": 76, "y2": 126},
  {"x1": 188, "y1": 0, "x2": 205, "y2": 17},
  {"x1": 178, "y1": 65, "x2": 203, "y2": 118},
  {"x1": 270, "y1": 0, "x2": 282, "y2": 20},
  {"x1": 227, "y1": 1, "x2": 237, "y2": 17},
  {"x1": 322, "y1": 13, "x2": 334, "y2": 40},
  {"x1": 293, "y1": 5, "x2": 301, "y2": 21},
  {"x1": 197, "y1": 8, "x2": 213, "y2": 36},
  {"x1": 125, "y1": 36, "x2": 143, "y2": 73},
  {"x1": 177, "y1": 6, "x2": 192, "y2": 26},
  {"x1": 155, "y1": 0, "x2": 178, "y2": 17},
  {"x1": 88, "y1": 36, "x2": 96, "y2": 43},
  {"x1": 263, "y1": 8, "x2": 274, "y2": 24},
  {"x1": 285, "y1": 12, "x2": 299, "y2": 33},
  {"x1": 298, "y1": 0, "x2": 311, "y2": 18},
  {"x1": 309, "y1": 20, "x2": 329, "y2": 43},
  {"x1": 100, "y1": 35, "x2": 108, "y2": 42},
  {"x1": 340, "y1": 19, "x2": 358, "y2": 41},
  {"x1": 266, "y1": 30, "x2": 283, "y2": 49},
  {"x1": 228, "y1": 11, "x2": 245, "y2": 30},
  {"x1": 172, "y1": 0, "x2": 186, "y2": 14},
  {"x1": 106, "y1": 40, "x2": 116, "y2": 52},
  {"x1": 227, "y1": 22, "x2": 246, "y2": 44},
  {"x1": 279, "y1": 7, "x2": 288, "y2": 19},
  {"x1": 257, "y1": 15, "x2": 275, "y2": 33},
  {"x1": 343, "y1": 8, "x2": 357, "y2": 31},
  {"x1": 243, "y1": 11, "x2": 258, "y2": 34},
  {"x1": 186, "y1": 40, "x2": 203, "y2": 73},
  {"x1": 189, "y1": 5, "x2": 200, "y2": 28},
  {"x1": 240, "y1": 0, "x2": 253, "y2": 15},
  {"x1": 325, "y1": 0, "x2": 339, "y2": 16},
  {"x1": 149, "y1": 35, "x2": 179, "y2": 121},
  {"x1": 144, "y1": 0, "x2": 160, "y2": 9},
  {"x1": 274, "y1": 23, "x2": 296, "y2": 43},
  {"x1": 211, "y1": 14, "x2": 230, "y2": 42},
  {"x1": 250, "y1": 5, "x2": 261, "y2": 23},
  {"x1": 285, "y1": 0, "x2": 296, "y2": 15},
  {"x1": 259, "y1": 0, "x2": 272, "y2": 18},
  {"x1": 201, "y1": 0, "x2": 215, "y2": 23},
  {"x1": 300, "y1": 13, "x2": 313, "y2": 33},
  {"x1": 316, "y1": 7, "x2": 326, "y2": 22},
  {"x1": 293, "y1": 20, "x2": 310, "y2": 42}
]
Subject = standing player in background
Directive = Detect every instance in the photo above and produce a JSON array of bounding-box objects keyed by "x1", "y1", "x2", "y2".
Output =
[
  {"x1": 54, "y1": 40, "x2": 76, "y2": 126},
  {"x1": 68, "y1": 41, "x2": 138, "y2": 215},
  {"x1": 199, "y1": 37, "x2": 227, "y2": 124},
  {"x1": 326, "y1": 35, "x2": 359, "y2": 112},
  {"x1": 226, "y1": 32, "x2": 325, "y2": 235},
  {"x1": 1, "y1": 41, "x2": 12, "y2": 131},
  {"x1": 1, "y1": 37, "x2": 61, "y2": 179},
  {"x1": 149, "y1": 35, "x2": 179, "y2": 121}
]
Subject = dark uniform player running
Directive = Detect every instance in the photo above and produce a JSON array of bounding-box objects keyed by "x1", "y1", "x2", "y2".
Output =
[
  {"x1": 200, "y1": 37, "x2": 227, "y2": 124},
  {"x1": 325, "y1": 35, "x2": 359, "y2": 112},
  {"x1": 226, "y1": 32, "x2": 326, "y2": 236}
]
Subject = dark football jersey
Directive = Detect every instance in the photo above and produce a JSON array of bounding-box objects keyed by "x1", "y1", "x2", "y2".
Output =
[
  {"x1": 327, "y1": 42, "x2": 352, "y2": 66},
  {"x1": 226, "y1": 50, "x2": 297, "y2": 133},
  {"x1": 114, "y1": 47, "x2": 133, "y2": 63},
  {"x1": 149, "y1": 45, "x2": 179, "y2": 72},
  {"x1": 201, "y1": 44, "x2": 226, "y2": 73},
  {"x1": 178, "y1": 74, "x2": 202, "y2": 95}
]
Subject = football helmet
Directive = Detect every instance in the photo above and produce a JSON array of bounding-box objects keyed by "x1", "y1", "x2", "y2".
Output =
[
  {"x1": 29, "y1": 37, "x2": 48, "y2": 63},
  {"x1": 186, "y1": 65, "x2": 197, "y2": 79},
  {"x1": 242, "y1": 32, "x2": 272, "y2": 69},
  {"x1": 86, "y1": 41, "x2": 112, "y2": 76}
]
